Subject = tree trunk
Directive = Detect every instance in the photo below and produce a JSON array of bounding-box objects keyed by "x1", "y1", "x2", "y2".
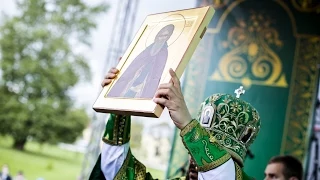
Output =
[{"x1": 13, "y1": 137, "x2": 27, "y2": 150}]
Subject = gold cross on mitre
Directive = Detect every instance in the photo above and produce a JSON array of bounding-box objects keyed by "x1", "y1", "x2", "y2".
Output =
[{"x1": 234, "y1": 86, "x2": 245, "y2": 98}]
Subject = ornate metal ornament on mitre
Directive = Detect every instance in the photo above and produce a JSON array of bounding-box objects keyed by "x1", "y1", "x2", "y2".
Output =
[{"x1": 198, "y1": 86, "x2": 261, "y2": 166}]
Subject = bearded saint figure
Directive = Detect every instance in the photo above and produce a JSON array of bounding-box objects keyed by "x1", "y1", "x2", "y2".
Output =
[{"x1": 108, "y1": 24, "x2": 175, "y2": 99}]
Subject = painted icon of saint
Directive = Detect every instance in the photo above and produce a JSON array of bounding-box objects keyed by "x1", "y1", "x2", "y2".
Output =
[
  {"x1": 202, "y1": 109, "x2": 211, "y2": 124},
  {"x1": 108, "y1": 24, "x2": 175, "y2": 98}
]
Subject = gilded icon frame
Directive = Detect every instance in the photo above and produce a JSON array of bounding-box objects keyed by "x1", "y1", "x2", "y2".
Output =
[{"x1": 93, "y1": 6, "x2": 215, "y2": 117}]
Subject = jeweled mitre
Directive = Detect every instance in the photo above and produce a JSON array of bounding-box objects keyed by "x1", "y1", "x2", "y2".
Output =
[{"x1": 196, "y1": 87, "x2": 261, "y2": 166}]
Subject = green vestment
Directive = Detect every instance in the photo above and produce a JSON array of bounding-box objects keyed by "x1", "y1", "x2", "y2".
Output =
[{"x1": 89, "y1": 114, "x2": 254, "y2": 180}]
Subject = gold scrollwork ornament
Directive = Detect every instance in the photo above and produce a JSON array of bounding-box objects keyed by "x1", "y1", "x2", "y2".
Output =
[{"x1": 210, "y1": 12, "x2": 288, "y2": 89}]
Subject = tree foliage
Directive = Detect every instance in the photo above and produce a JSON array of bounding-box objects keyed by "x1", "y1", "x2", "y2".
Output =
[{"x1": 0, "y1": 0, "x2": 107, "y2": 150}]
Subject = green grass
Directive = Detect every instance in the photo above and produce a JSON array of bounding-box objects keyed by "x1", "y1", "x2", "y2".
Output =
[
  {"x1": 0, "y1": 136, "x2": 83, "y2": 180},
  {"x1": 0, "y1": 136, "x2": 166, "y2": 180}
]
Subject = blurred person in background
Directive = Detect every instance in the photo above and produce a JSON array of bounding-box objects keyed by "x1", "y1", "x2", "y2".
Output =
[
  {"x1": 0, "y1": 164, "x2": 12, "y2": 180},
  {"x1": 264, "y1": 155, "x2": 303, "y2": 180},
  {"x1": 14, "y1": 171, "x2": 25, "y2": 180}
]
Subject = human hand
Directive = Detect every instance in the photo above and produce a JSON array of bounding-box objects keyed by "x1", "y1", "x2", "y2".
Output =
[
  {"x1": 101, "y1": 67, "x2": 119, "y2": 87},
  {"x1": 186, "y1": 158, "x2": 198, "y2": 180},
  {"x1": 101, "y1": 57, "x2": 121, "y2": 87},
  {"x1": 153, "y1": 69, "x2": 192, "y2": 129}
]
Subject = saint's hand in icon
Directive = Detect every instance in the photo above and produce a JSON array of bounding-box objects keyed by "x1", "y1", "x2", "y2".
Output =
[{"x1": 108, "y1": 24, "x2": 175, "y2": 98}]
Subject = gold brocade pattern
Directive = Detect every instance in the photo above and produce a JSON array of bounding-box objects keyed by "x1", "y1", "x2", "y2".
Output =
[
  {"x1": 134, "y1": 159, "x2": 147, "y2": 180},
  {"x1": 190, "y1": 127, "x2": 209, "y2": 143},
  {"x1": 210, "y1": 11, "x2": 288, "y2": 89},
  {"x1": 180, "y1": 119, "x2": 198, "y2": 137},
  {"x1": 115, "y1": 151, "x2": 148, "y2": 180},
  {"x1": 102, "y1": 138, "x2": 118, "y2": 145},
  {"x1": 102, "y1": 115, "x2": 130, "y2": 145},
  {"x1": 235, "y1": 162, "x2": 243, "y2": 180},
  {"x1": 282, "y1": 37, "x2": 320, "y2": 160},
  {"x1": 102, "y1": 115, "x2": 120, "y2": 145},
  {"x1": 114, "y1": 150, "x2": 132, "y2": 180},
  {"x1": 197, "y1": 94, "x2": 260, "y2": 164}
]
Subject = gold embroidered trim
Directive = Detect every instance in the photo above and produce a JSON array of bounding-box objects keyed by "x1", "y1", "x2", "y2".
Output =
[
  {"x1": 211, "y1": 129, "x2": 247, "y2": 151},
  {"x1": 235, "y1": 162, "x2": 243, "y2": 180},
  {"x1": 102, "y1": 138, "x2": 119, "y2": 145},
  {"x1": 102, "y1": 115, "x2": 130, "y2": 145},
  {"x1": 198, "y1": 153, "x2": 231, "y2": 172},
  {"x1": 203, "y1": 140, "x2": 214, "y2": 161},
  {"x1": 210, "y1": 128, "x2": 247, "y2": 164},
  {"x1": 225, "y1": 148, "x2": 244, "y2": 167},
  {"x1": 134, "y1": 159, "x2": 146, "y2": 180},
  {"x1": 114, "y1": 115, "x2": 120, "y2": 143},
  {"x1": 114, "y1": 150, "x2": 132, "y2": 180},
  {"x1": 180, "y1": 119, "x2": 198, "y2": 137}
]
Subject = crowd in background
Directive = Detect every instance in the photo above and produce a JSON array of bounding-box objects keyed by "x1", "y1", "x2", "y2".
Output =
[{"x1": 0, "y1": 165, "x2": 25, "y2": 180}]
